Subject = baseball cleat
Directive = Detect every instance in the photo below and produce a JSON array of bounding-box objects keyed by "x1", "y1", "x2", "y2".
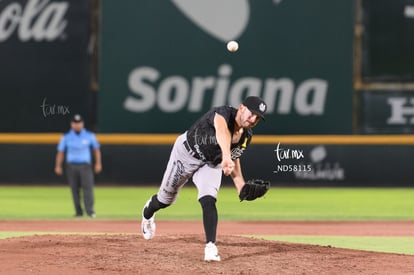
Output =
[
  {"x1": 141, "y1": 199, "x2": 156, "y2": 240},
  {"x1": 204, "y1": 242, "x2": 221, "y2": 262}
]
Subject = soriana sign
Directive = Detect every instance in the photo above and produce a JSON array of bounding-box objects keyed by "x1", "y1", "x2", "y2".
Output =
[{"x1": 99, "y1": 0, "x2": 354, "y2": 134}]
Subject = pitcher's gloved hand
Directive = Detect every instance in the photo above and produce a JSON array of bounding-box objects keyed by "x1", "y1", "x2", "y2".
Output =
[{"x1": 239, "y1": 179, "x2": 270, "y2": 201}]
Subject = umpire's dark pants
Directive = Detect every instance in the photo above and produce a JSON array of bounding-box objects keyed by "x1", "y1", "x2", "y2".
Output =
[{"x1": 66, "y1": 163, "x2": 95, "y2": 216}]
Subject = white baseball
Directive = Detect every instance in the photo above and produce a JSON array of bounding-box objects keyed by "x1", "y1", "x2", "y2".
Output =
[{"x1": 227, "y1": 41, "x2": 239, "y2": 52}]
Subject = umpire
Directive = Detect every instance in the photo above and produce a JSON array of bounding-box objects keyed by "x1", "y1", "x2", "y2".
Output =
[{"x1": 54, "y1": 114, "x2": 102, "y2": 218}]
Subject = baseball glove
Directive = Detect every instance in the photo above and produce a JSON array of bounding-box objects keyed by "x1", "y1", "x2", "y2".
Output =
[{"x1": 239, "y1": 179, "x2": 270, "y2": 201}]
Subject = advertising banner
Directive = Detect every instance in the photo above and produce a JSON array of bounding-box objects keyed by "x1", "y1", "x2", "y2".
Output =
[
  {"x1": 2, "y1": 143, "x2": 412, "y2": 186},
  {"x1": 260, "y1": 143, "x2": 413, "y2": 186},
  {"x1": 358, "y1": 90, "x2": 414, "y2": 133},
  {"x1": 0, "y1": 0, "x2": 91, "y2": 132},
  {"x1": 99, "y1": 0, "x2": 354, "y2": 134}
]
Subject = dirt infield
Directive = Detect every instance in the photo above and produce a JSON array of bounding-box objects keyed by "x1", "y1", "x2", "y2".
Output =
[{"x1": 1, "y1": 221, "x2": 414, "y2": 274}]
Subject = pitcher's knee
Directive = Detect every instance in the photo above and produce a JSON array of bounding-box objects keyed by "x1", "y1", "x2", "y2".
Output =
[{"x1": 199, "y1": 195, "x2": 216, "y2": 210}]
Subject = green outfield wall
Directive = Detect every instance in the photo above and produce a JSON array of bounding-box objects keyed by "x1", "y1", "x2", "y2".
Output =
[
  {"x1": 0, "y1": 0, "x2": 92, "y2": 132},
  {"x1": 98, "y1": 0, "x2": 354, "y2": 134},
  {"x1": 1, "y1": 2, "x2": 414, "y2": 186},
  {"x1": 1, "y1": 134, "x2": 413, "y2": 186}
]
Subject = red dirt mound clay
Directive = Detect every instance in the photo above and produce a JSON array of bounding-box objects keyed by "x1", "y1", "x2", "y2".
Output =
[{"x1": 1, "y1": 221, "x2": 414, "y2": 274}]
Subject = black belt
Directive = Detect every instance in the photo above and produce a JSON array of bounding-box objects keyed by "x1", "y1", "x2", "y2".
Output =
[{"x1": 183, "y1": 141, "x2": 200, "y2": 159}]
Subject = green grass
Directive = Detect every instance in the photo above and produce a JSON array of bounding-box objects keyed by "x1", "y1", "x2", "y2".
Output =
[
  {"x1": 258, "y1": 236, "x2": 414, "y2": 255},
  {"x1": 218, "y1": 187, "x2": 414, "y2": 221},
  {"x1": 0, "y1": 186, "x2": 414, "y2": 220},
  {"x1": 0, "y1": 232, "x2": 35, "y2": 238},
  {"x1": 1, "y1": 186, "x2": 414, "y2": 255},
  {"x1": 0, "y1": 186, "x2": 153, "y2": 220}
]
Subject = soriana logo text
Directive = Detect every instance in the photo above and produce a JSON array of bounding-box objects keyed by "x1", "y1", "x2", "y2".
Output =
[{"x1": 0, "y1": 0, "x2": 68, "y2": 42}]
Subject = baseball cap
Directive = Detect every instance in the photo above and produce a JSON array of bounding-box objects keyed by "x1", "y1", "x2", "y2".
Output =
[
  {"x1": 242, "y1": 96, "x2": 267, "y2": 119},
  {"x1": 71, "y1": 114, "x2": 84, "y2": 122}
]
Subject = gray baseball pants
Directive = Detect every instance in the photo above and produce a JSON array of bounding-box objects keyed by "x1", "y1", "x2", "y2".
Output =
[
  {"x1": 66, "y1": 163, "x2": 95, "y2": 216},
  {"x1": 157, "y1": 132, "x2": 223, "y2": 205}
]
